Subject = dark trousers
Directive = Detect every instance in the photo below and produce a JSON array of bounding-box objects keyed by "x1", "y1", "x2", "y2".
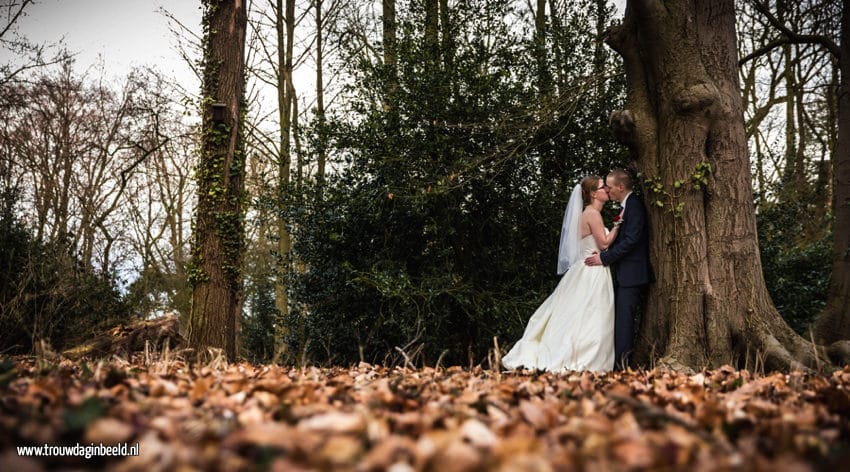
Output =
[{"x1": 614, "y1": 284, "x2": 647, "y2": 370}]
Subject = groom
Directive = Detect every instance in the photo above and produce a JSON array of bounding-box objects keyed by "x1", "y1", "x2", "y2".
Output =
[{"x1": 585, "y1": 169, "x2": 653, "y2": 370}]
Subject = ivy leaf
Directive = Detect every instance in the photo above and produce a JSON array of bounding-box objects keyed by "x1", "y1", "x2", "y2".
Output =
[{"x1": 63, "y1": 396, "x2": 105, "y2": 431}]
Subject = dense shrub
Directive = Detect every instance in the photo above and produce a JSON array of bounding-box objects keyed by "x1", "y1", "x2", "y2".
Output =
[
  {"x1": 284, "y1": 0, "x2": 628, "y2": 366},
  {"x1": 0, "y1": 190, "x2": 128, "y2": 354},
  {"x1": 757, "y1": 200, "x2": 831, "y2": 335},
  {"x1": 241, "y1": 280, "x2": 278, "y2": 364}
]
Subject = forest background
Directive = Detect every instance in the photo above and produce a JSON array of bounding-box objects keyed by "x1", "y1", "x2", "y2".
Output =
[{"x1": 0, "y1": 0, "x2": 839, "y2": 369}]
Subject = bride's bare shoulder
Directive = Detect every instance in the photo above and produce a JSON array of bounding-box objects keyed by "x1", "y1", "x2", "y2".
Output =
[{"x1": 582, "y1": 207, "x2": 601, "y2": 219}]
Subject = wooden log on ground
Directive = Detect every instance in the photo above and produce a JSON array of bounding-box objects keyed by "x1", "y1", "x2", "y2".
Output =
[{"x1": 62, "y1": 314, "x2": 184, "y2": 360}]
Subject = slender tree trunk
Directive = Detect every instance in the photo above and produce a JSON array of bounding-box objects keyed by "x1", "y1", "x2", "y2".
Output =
[
  {"x1": 607, "y1": 0, "x2": 821, "y2": 371},
  {"x1": 382, "y1": 0, "x2": 397, "y2": 109},
  {"x1": 188, "y1": 0, "x2": 248, "y2": 362},
  {"x1": 315, "y1": 0, "x2": 326, "y2": 186},
  {"x1": 592, "y1": 0, "x2": 607, "y2": 98},
  {"x1": 425, "y1": 0, "x2": 438, "y2": 58},
  {"x1": 534, "y1": 0, "x2": 550, "y2": 97},
  {"x1": 274, "y1": 0, "x2": 295, "y2": 350},
  {"x1": 56, "y1": 136, "x2": 73, "y2": 243},
  {"x1": 439, "y1": 0, "x2": 454, "y2": 99},
  {"x1": 779, "y1": 8, "x2": 800, "y2": 200},
  {"x1": 293, "y1": 90, "x2": 302, "y2": 194}
]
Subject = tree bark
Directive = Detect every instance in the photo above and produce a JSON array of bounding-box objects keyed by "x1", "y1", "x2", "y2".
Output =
[
  {"x1": 439, "y1": 0, "x2": 454, "y2": 99},
  {"x1": 425, "y1": 0, "x2": 438, "y2": 61},
  {"x1": 188, "y1": 0, "x2": 248, "y2": 362},
  {"x1": 547, "y1": 0, "x2": 565, "y2": 97},
  {"x1": 274, "y1": 0, "x2": 295, "y2": 345},
  {"x1": 607, "y1": 0, "x2": 822, "y2": 371},
  {"x1": 534, "y1": 0, "x2": 551, "y2": 97},
  {"x1": 381, "y1": 0, "x2": 398, "y2": 117},
  {"x1": 814, "y1": 1, "x2": 850, "y2": 352},
  {"x1": 425, "y1": 0, "x2": 440, "y2": 49},
  {"x1": 315, "y1": 0, "x2": 326, "y2": 185}
]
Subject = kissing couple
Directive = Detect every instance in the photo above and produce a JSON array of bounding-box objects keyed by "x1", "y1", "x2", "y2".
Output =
[{"x1": 502, "y1": 169, "x2": 654, "y2": 372}]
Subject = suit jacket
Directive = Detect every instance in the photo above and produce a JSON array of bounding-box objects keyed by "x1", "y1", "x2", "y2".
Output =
[{"x1": 600, "y1": 193, "x2": 653, "y2": 287}]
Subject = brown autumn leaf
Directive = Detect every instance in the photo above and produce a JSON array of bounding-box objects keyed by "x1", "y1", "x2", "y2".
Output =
[
  {"x1": 189, "y1": 375, "x2": 214, "y2": 401},
  {"x1": 612, "y1": 437, "x2": 655, "y2": 468},
  {"x1": 84, "y1": 417, "x2": 134, "y2": 444},
  {"x1": 428, "y1": 437, "x2": 482, "y2": 472},
  {"x1": 0, "y1": 450, "x2": 44, "y2": 472},
  {"x1": 357, "y1": 435, "x2": 419, "y2": 471},
  {"x1": 317, "y1": 434, "x2": 364, "y2": 467},
  {"x1": 149, "y1": 378, "x2": 179, "y2": 397},
  {"x1": 222, "y1": 421, "x2": 294, "y2": 450},
  {"x1": 461, "y1": 418, "x2": 498, "y2": 449},
  {"x1": 518, "y1": 399, "x2": 549, "y2": 430},
  {"x1": 3, "y1": 358, "x2": 850, "y2": 470},
  {"x1": 297, "y1": 411, "x2": 367, "y2": 435}
]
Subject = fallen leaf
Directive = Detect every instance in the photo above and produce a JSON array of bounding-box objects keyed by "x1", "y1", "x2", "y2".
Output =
[
  {"x1": 298, "y1": 411, "x2": 367, "y2": 435},
  {"x1": 84, "y1": 417, "x2": 134, "y2": 444}
]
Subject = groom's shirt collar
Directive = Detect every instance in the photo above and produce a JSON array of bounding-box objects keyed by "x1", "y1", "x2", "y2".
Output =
[{"x1": 621, "y1": 191, "x2": 633, "y2": 210}]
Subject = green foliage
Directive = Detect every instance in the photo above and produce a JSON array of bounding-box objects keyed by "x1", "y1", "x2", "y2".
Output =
[
  {"x1": 242, "y1": 279, "x2": 278, "y2": 364},
  {"x1": 691, "y1": 162, "x2": 712, "y2": 189},
  {"x1": 757, "y1": 200, "x2": 831, "y2": 335},
  {"x1": 123, "y1": 267, "x2": 191, "y2": 318},
  {"x1": 63, "y1": 396, "x2": 105, "y2": 432},
  {"x1": 286, "y1": 0, "x2": 627, "y2": 366},
  {"x1": 642, "y1": 161, "x2": 713, "y2": 217},
  {"x1": 0, "y1": 189, "x2": 128, "y2": 354}
]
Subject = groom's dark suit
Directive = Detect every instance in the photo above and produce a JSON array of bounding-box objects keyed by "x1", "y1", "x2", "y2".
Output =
[{"x1": 600, "y1": 193, "x2": 653, "y2": 369}]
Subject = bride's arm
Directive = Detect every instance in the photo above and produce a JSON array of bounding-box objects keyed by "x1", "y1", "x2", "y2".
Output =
[{"x1": 588, "y1": 210, "x2": 618, "y2": 250}]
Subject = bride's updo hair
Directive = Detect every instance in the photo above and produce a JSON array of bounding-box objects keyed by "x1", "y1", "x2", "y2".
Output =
[{"x1": 580, "y1": 175, "x2": 602, "y2": 206}]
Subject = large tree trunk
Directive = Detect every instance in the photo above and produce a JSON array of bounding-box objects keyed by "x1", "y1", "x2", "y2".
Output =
[
  {"x1": 814, "y1": 1, "x2": 850, "y2": 355},
  {"x1": 607, "y1": 0, "x2": 821, "y2": 371},
  {"x1": 187, "y1": 0, "x2": 248, "y2": 362}
]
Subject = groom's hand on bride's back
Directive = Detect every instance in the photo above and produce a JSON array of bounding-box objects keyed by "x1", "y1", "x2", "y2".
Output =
[{"x1": 585, "y1": 252, "x2": 602, "y2": 266}]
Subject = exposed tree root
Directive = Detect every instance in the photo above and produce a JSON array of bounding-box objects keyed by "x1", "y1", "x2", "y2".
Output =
[
  {"x1": 825, "y1": 340, "x2": 850, "y2": 365},
  {"x1": 759, "y1": 333, "x2": 810, "y2": 373},
  {"x1": 654, "y1": 355, "x2": 697, "y2": 375}
]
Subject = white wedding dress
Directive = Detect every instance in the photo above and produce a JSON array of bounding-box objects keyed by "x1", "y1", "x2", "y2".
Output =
[{"x1": 502, "y1": 234, "x2": 615, "y2": 372}]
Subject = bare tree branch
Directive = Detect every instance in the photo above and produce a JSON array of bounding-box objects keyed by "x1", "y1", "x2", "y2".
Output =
[
  {"x1": 747, "y1": 0, "x2": 841, "y2": 61},
  {"x1": 0, "y1": 0, "x2": 33, "y2": 40}
]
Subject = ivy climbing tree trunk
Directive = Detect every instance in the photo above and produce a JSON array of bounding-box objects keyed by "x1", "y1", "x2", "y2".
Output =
[
  {"x1": 188, "y1": 0, "x2": 248, "y2": 362},
  {"x1": 606, "y1": 0, "x2": 825, "y2": 371}
]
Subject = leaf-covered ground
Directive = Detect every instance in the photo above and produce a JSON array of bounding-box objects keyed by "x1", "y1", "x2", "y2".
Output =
[{"x1": 1, "y1": 357, "x2": 849, "y2": 471}]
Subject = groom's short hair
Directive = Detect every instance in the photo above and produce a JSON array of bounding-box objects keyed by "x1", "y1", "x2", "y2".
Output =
[{"x1": 610, "y1": 168, "x2": 633, "y2": 190}]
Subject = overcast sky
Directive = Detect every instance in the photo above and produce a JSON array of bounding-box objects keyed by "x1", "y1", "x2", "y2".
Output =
[
  {"x1": 4, "y1": 0, "x2": 201, "y2": 83},
  {"x1": 4, "y1": 0, "x2": 626, "y2": 91}
]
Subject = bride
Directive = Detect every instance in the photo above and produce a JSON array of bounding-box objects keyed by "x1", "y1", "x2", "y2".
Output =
[{"x1": 502, "y1": 175, "x2": 618, "y2": 372}]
